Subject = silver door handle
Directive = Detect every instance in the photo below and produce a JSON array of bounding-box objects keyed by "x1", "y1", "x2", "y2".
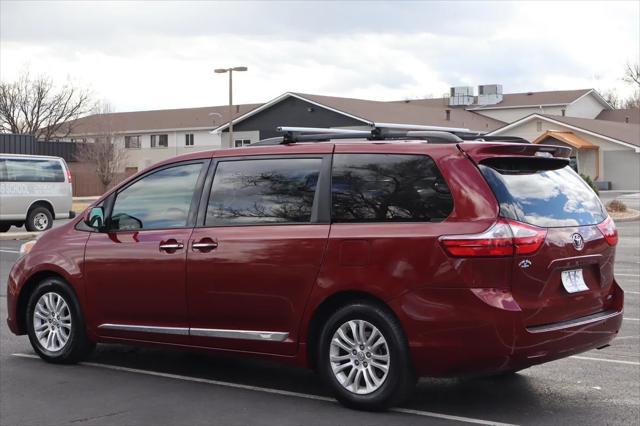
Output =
[
  {"x1": 159, "y1": 242, "x2": 184, "y2": 251},
  {"x1": 192, "y1": 242, "x2": 218, "y2": 250}
]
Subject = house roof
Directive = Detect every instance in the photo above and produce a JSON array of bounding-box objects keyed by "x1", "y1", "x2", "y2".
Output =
[
  {"x1": 596, "y1": 107, "x2": 640, "y2": 124},
  {"x1": 396, "y1": 89, "x2": 602, "y2": 110},
  {"x1": 532, "y1": 131, "x2": 598, "y2": 150},
  {"x1": 488, "y1": 113, "x2": 640, "y2": 150},
  {"x1": 64, "y1": 103, "x2": 262, "y2": 135},
  {"x1": 214, "y1": 92, "x2": 505, "y2": 133}
]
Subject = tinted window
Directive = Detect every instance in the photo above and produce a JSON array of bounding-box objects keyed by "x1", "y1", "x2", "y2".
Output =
[
  {"x1": 0, "y1": 158, "x2": 64, "y2": 182},
  {"x1": 206, "y1": 158, "x2": 321, "y2": 226},
  {"x1": 479, "y1": 161, "x2": 606, "y2": 227},
  {"x1": 110, "y1": 162, "x2": 203, "y2": 230},
  {"x1": 331, "y1": 154, "x2": 453, "y2": 222}
]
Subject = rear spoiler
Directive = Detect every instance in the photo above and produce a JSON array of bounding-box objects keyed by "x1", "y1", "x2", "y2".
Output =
[{"x1": 457, "y1": 142, "x2": 571, "y2": 163}]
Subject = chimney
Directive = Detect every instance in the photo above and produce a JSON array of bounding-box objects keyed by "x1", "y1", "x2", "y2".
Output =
[
  {"x1": 561, "y1": 109, "x2": 566, "y2": 116},
  {"x1": 236, "y1": 105, "x2": 240, "y2": 113},
  {"x1": 445, "y1": 109, "x2": 451, "y2": 121},
  {"x1": 625, "y1": 116, "x2": 630, "y2": 123}
]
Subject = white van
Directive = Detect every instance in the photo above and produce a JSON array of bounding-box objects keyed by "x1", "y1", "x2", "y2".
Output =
[{"x1": 0, "y1": 154, "x2": 74, "y2": 232}]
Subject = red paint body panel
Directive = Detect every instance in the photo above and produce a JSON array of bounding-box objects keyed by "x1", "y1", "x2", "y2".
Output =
[
  {"x1": 6, "y1": 141, "x2": 624, "y2": 379},
  {"x1": 84, "y1": 229, "x2": 194, "y2": 344},
  {"x1": 187, "y1": 224, "x2": 329, "y2": 355}
]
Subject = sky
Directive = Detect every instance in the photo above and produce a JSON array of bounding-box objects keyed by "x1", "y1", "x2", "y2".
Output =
[{"x1": 1, "y1": 1, "x2": 638, "y2": 112}]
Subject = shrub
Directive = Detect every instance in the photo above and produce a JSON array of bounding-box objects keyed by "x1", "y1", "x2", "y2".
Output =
[
  {"x1": 607, "y1": 199, "x2": 628, "y2": 213},
  {"x1": 580, "y1": 173, "x2": 599, "y2": 195}
]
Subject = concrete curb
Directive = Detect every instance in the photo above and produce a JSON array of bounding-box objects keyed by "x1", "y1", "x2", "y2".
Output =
[{"x1": 0, "y1": 232, "x2": 40, "y2": 241}]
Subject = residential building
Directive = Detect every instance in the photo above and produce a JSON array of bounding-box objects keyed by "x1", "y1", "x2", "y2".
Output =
[{"x1": 487, "y1": 113, "x2": 640, "y2": 190}]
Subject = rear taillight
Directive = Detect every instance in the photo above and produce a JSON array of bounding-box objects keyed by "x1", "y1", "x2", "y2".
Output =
[
  {"x1": 597, "y1": 216, "x2": 618, "y2": 246},
  {"x1": 63, "y1": 160, "x2": 72, "y2": 183},
  {"x1": 440, "y1": 218, "x2": 547, "y2": 257}
]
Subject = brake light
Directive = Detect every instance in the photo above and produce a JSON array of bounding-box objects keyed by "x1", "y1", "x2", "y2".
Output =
[
  {"x1": 440, "y1": 218, "x2": 547, "y2": 257},
  {"x1": 597, "y1": 216, "x2": 618, "y2": 246},
  {"x1": 62, "y1": 160, "x2": 72, "y2": 183}
]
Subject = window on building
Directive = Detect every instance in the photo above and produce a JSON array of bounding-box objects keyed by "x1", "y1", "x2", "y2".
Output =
[
  {"x1": 151, "y1": 134, "x2": 168, "y2": 148},
  {"x1": 125, "y1": 135, "x2": 141, "y2": 149},
  {"x1": 185, "y1": 133, "x2": 194, "y2": 146},
  {"x1": 234, "y1": 139, "x2": 251, "y2": 148},
  {"x1": 331, "y1": 154, "x2": 454, "y2": 223},
  {"x1": 536, "y1": 121, "x2": 543, "y2": 132},
  {"x1": 206, "y1": 158, "x2": 321, "y2": 226}
]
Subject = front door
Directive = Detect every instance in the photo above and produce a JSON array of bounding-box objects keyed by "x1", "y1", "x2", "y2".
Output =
[
  {"x1": 85, "y1": 160, "x2": 208, "y2": 344},
  {"x1": 187, "y1": 156, "x2": 330, "y2": 355}
]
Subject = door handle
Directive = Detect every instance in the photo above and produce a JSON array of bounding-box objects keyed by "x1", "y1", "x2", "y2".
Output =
[
  {"x1": 159, "y1": 242, "x2": 184, "y2": 251},
  {"x1": 192, "y1": 239, "x2": 218, "y2": 251}
]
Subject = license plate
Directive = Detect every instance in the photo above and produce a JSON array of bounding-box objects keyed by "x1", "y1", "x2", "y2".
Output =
[{"x1": 561, "y1": 269, "x2": 589, "y2": 293}]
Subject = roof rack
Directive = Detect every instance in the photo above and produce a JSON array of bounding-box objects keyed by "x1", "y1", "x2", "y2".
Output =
[{"x1": 251, "y1": 124, "x2": 530, "y2": 146}]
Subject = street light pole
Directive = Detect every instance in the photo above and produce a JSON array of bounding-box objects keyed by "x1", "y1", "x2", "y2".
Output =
[{"x1": 215, "y1": 66, "x2": 248, "y2": 148}]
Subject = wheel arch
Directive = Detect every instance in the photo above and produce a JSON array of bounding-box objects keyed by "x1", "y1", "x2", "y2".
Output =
[
  {"x1": 305, "y1": 290, "x2": 402, "y2": 371},
  {"x1": 27, "y1": 199, "x2": 56, "y2": 220}
]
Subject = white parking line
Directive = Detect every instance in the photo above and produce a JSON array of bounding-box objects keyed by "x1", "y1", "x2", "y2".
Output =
[
  {"x1": 11, "y1": 353, "x2": 516, "y2": 426},
  {"x1": 616, "y1": 273, "x2": 640, "y2": 277},
  {"x1": 570, "y1": 356, "x2": 640, "y2": 366},
  {"x1": 0, "y1": 249, "x2": 19, "y2": 254},
  {"x1": 625, "y1": 291, "x2": 640, "y2": 295},
  {"x1": 624, "y1": 317, "x2": 640, "y2": 321}
]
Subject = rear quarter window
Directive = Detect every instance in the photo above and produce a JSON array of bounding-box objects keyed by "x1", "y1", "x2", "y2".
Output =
[
  {"x1": 479, "y1": 159, "x2": 606, "y2": 227},
  {"x1": 331, "y1": 153, "x2": 453, "y2": 223}
]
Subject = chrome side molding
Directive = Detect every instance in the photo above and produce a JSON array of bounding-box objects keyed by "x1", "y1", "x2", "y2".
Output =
[
  {"x1": 190, "y1": 328, "x2": 289, "y2": 342},
  {"x1": 98, "y1": 323, "x2": 289, "y2": 342},
  {"x1": 98, "y1": 323, "x2": 189, "y2": 336}
]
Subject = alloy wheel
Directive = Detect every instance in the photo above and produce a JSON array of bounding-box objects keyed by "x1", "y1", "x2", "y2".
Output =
[
  {"x1": 33, "y1": 292, "x2": 72, "y2": 352},
  {"x1": 329, "y1": 319, "x2": 390, "y2": 395}
]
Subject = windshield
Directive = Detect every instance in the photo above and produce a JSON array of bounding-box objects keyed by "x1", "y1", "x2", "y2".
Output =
[{"x1": 479, "y1": 161, "x2": 606, "y2": 227}]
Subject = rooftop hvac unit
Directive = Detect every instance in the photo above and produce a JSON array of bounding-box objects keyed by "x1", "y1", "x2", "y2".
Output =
[
  {"x1": 449, "y1": 86, "x2": 474, "y2": 106},
  {"x1": 477, "y1": 84, "x2": 503, "y2": 105}
]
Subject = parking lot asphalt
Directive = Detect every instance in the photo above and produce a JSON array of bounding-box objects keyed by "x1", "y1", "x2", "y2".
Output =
[{"x1": 0, "y1": 222, "x2": 638, "y2": 426}]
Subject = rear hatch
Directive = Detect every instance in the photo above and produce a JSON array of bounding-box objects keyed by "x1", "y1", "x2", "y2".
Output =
[{"x1": 460, "y1": 143, "x2": 618, "y2": 326}]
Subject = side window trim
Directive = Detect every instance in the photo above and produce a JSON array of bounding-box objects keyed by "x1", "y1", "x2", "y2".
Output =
[
  {"x1": 104, "y1": 159, "x2": 210, "y2": 232},
  {"x1": 195, "y1": 154, "x2": 332, "y2": 228}
]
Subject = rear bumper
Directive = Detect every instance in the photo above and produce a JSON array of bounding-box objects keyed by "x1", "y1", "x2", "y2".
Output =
[{"x1": 391, "y1": 282, "x2": 624, "y2": 377}]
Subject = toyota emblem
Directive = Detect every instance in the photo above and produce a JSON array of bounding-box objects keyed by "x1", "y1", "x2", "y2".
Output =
[{"x1": 571, "y1": 233, "x2": 584, "y2": 251}]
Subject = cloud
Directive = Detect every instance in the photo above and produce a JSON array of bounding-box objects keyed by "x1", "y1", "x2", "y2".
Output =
[{"x1": 1, "y1": 1, "x2": 637, "y2": 111}]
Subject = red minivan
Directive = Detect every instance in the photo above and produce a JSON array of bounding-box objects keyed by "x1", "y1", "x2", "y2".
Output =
[{"x1": 6, "y1": 131, "x2": 623, "y2": 410}]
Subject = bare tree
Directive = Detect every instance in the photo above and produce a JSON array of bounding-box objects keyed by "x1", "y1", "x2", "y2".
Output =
[
  {"x1": 74, "y1": 102, "x2": 127, "y2": 192},
  {"x1": 623, "y1": 62, "x2": 640, "y2": 88},
  {"x1": 598, "y1": 88, "x2": 620, "y2": 108},
  {"x1": 0, "y1": 70, "x2": 92, "y2": 140}
]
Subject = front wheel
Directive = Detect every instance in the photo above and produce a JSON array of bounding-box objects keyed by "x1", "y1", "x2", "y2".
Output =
[
  {"x1": 0, "y1": 222, "x2": 11, "y2": 232},
  {"x1": 26, "y1": 278, "x2": 95, "y2": 364},
  {"x1": 317, "y1": 302, "x2": 416, "y2": 411}
]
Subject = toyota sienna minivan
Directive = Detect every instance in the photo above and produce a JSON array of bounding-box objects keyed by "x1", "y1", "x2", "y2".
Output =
[{"x1": 6, "y1": 129, "x2": 623, "y2": 410}]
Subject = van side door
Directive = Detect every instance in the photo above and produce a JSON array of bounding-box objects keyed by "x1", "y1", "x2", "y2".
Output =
[{"x1": 186, "y1": 154, "x2": 331, "y2": 355}]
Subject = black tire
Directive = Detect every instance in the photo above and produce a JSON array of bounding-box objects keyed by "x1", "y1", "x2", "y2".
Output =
[
  {"x1": 25, "y1": 206, "x2": 53, "y2": 232},
  {"x1": 0, "y1": 222, "x2": 11, "y2": 232},
  {"x1": 317, "y1": 301, "x2": 416, "y2": 411},
  {"x1": 26, "y1": 277, "x2": 95, "y2": 364}
]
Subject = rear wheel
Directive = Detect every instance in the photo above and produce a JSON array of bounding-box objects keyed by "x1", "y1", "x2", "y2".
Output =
[
  {"x1": 0, "y1": 222, "x2": 11, "y2": 232},
  {"x1": 26, "y1": 278, "x2": 95, "y2": 363},
  {"x1": 25, "y1": 206, "x2": 53, "y2": 232},
  {"x1": 317, "y1": 302, "x2": 415, "y2": 411}
]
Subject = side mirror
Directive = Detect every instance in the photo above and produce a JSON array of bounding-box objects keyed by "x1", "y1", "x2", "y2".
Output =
[{"x1": 86, "y1": 206, "x2": 105, "y2": 229}]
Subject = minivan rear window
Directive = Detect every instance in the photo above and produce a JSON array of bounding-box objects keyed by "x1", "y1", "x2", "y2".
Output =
[
  {"x1": 0, "y1": 158, "x2": 64, "y2": 183},
  {"x1": 479, "y1": 160, "x2": 606, "y2": 227}
]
